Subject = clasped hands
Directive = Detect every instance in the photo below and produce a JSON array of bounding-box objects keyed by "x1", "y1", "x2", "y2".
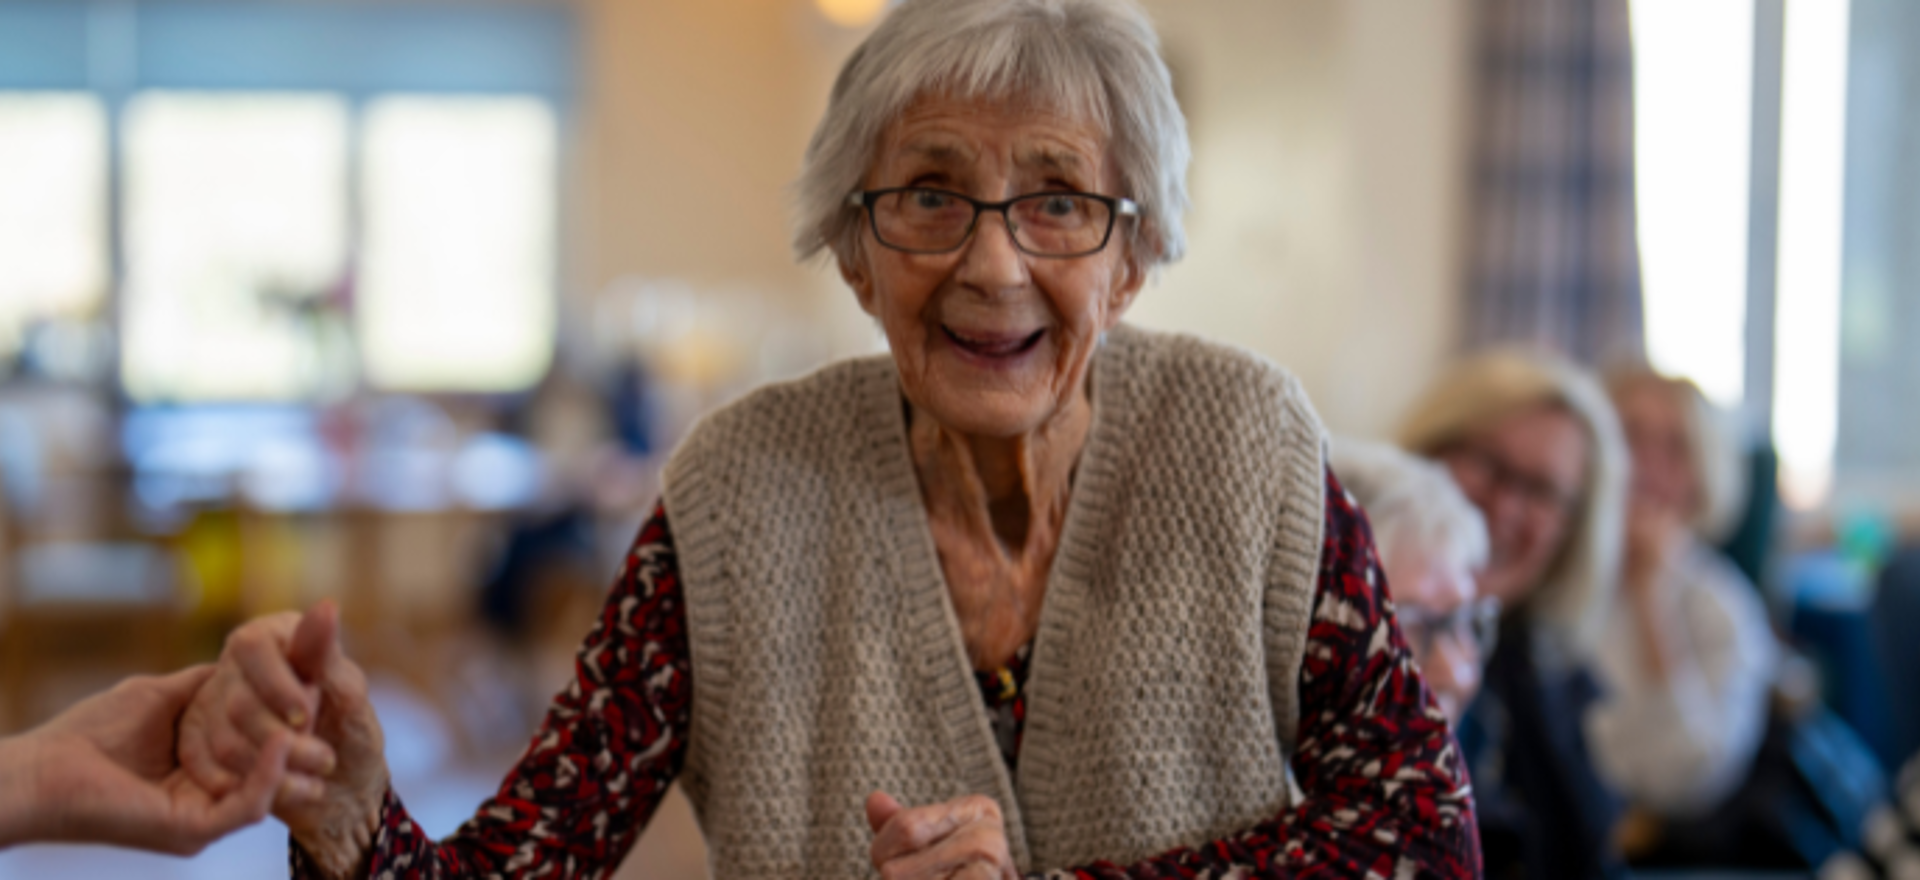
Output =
[{"x1": 173, "y1": 600, "x2": 388, "y2": 876}]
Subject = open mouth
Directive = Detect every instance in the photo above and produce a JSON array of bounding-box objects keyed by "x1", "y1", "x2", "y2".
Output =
[{"x1": 943, "y1": 325, "x2": 1045, "y2": 359}]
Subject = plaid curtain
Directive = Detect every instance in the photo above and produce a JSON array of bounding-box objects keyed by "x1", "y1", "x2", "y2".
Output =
[{"x1": 1464, "y1": 0, "x2": 1645, "y2": 366}]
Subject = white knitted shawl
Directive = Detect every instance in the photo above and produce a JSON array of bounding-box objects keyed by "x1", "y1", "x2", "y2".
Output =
[{"x1": 662, "y1": 324, "x2": 1327, "y2": 878}]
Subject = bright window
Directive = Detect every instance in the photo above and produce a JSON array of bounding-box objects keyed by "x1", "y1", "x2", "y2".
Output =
[
  {"x1": 121, "y1": 92, "x2": 350, "y2": 402},
  {"x1": 1630, "y1": 0, "x2": 1754, "y2": 408},
  {"x1": 358, "y1": 95, "x2": 557, "y2": 393},
  {"x1": 1773, "y1": 0, "x2": 1852, "y2": 508},
  {"x1": 0, "y1": 92, "x2": 108, "y2": 359}
]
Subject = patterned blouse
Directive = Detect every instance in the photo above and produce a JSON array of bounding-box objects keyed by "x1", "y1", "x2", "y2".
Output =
[{"x1": 291, "y1": 468, "x2": 1480, "y2": 878}]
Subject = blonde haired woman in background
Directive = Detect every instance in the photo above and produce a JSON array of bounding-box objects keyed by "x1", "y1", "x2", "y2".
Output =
[
  {"x1": 1400, "y1": 348, "x2": 1631, "y2": 880},
  {"x1": 1591, "y1": 369, "x2": 1776, "y2": 823}
]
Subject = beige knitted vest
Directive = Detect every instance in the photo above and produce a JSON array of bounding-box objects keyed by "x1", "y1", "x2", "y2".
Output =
[{"x1": 661, "y1": 324, "x2": 1327, "y2": 878}]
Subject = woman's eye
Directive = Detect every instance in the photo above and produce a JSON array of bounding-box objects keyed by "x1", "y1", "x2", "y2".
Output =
[
  {"x1": 912, "y1": 190, "x2": 953, "y2": 210},
  {"x1": 1042, "y1": 196, "x2": 1078, "y2": 217}
]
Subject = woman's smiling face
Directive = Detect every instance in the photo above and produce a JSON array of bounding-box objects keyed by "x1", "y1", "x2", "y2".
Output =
[{"x1": 839, "y1": 95, "x2": 1146, "y2": 439}]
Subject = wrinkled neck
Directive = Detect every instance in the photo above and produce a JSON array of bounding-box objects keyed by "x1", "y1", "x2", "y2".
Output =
[{"x1": 909, "y1": 388, "x2": 1090, "y2": 555}]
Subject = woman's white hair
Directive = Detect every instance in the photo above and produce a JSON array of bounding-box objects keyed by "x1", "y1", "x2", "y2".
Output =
[
  {"x1": 1397, "y1": 348, "x2": 1630, "y2": 657},
  {"x1": 793, "y1": 0, "x2": 1191, "y2": 271},
  {"x1": 1330, "y1": 438, "x2": 1490, "y2": 579}
]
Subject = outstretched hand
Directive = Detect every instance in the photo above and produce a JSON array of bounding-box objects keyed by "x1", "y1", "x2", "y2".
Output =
[
  {"x1": 865, "y1": 790, "x2": 1019, "y2": 880},
  {"x1": 0, "y1": 665, "x2": 292, "y2": 854}
]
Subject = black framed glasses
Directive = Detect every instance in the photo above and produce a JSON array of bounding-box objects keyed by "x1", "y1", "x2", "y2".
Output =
[{"x1": 847, "y1": 186, "x2": 1140, "y2": 258}]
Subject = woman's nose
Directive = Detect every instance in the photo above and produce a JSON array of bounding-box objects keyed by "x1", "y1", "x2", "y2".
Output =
[
  {"x1": 955, "y1": 211, "x2": 1029, "y2": 294},
  {"x1": 1485, "y1": 491, "x2": 1539, "y2": 548}
]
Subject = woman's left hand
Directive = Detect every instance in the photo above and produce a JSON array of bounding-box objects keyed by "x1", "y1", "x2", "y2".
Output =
[{"x1": 865, "y1": 791, "x2": 1019, "y2": 880}]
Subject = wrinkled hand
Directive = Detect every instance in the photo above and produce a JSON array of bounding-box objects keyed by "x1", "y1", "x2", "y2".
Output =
[
  {"x1": 0, "y1": 665, "x2": 292, "y2": 854},
  {"x1": 865, "y1": 791, "x2": 1019, "y2": 880},
  {"x1": 177, "y1": 601, "x2": 388, "y2": 876}
]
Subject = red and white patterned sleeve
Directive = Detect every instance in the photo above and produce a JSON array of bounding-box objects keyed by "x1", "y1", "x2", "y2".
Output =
[
  {"x1": 1037, "y1": 467, "x2": 1482, "y2": 879},
  {"x1": 291, "y1": 503, "x2": 692, "y2": 880}
]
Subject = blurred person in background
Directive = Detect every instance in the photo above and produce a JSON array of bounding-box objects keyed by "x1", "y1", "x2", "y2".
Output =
[
  {"x1": 170, "y1": 0, "x2": 1481, "y2": 877},
  {"x1": 1400, "y1": 348, "x2": 1631, "y2": 880},
  {"x1": 0, "y1": 666, "x2": 291, "y2": 854},
  {"x1": 1330, "y1": 438, "x2": 1496, "y2": 724},
  {"x1": 477, "y1": 367, "x2": 623, "y2": 647},
  {"x1": 1592, "y1": 369, "x2": 1777, "y2": 855}
]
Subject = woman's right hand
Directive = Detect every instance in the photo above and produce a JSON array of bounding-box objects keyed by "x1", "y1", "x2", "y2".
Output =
[{"x1": 178, "y1": 601, "x2": 389, "y2": 877}]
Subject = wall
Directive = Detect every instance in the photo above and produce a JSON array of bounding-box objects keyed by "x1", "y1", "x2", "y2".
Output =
[
  {"x1": 570, "y1": 0, "x2": 1473, "y2": 438},
  {"x1": 1129, "y1": 0, "x2": 1471, "y2": 438},
  {"x1": 571, "y1": 0, "x2": 876, "y2": 366}
]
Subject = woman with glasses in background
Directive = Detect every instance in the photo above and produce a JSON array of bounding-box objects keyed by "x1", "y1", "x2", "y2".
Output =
[
  {"x1": 1330, "y1": 439, "x2": 1499, "y2": 725},
  {"x1": 1400, "y1": 349, "x2": 1632, "y2": 880}
]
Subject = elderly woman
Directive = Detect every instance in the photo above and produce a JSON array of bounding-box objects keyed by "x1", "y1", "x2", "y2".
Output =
[
  {"x1": 1399, "y1": 350, "x2": 1630, "y2": 880},
  {"x1": 1589, "y1": 369, "x2": 1776, "y2": 819},
  {"x1": 178, "y1": 1, "x2": 1476, "y2": 877},
  {"x1": 1330, "y1": 439, "x2": 1496, "y2": 725}
]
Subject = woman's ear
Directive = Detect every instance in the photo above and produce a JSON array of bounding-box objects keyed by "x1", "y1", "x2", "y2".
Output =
[{"x1": 837, "y1": 242, "x2": 879, "y2": 317}]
